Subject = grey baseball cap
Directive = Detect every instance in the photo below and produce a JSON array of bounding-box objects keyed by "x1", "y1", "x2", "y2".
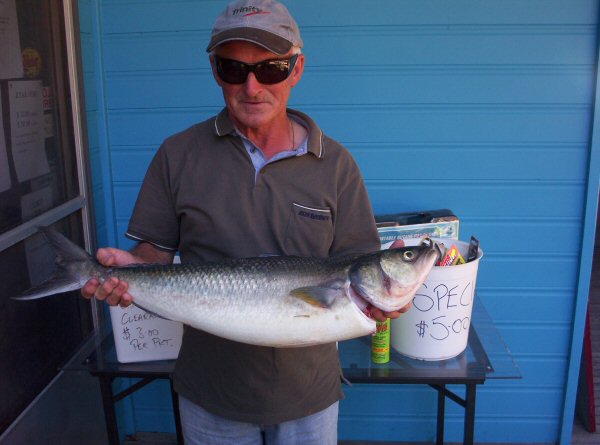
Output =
[{"x1": 206, "y1": 0, "x2": 303, "y2": 55}]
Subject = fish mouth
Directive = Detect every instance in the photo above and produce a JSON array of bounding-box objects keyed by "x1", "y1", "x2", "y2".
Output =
[
  {"x1": 349, "y1": 280, "x2": 417, "y2": 316},
  {"x1": 424, "y1": 238, "x2": 444, "y2": 261},
  {"x1": 346, "y1": 279, "x2": 409, "y2": 322},
  {"x1": 349, "y1": 239, "x2": 442, "y2": 316}
]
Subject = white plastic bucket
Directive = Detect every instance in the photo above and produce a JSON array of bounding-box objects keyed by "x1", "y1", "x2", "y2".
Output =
[{"x1": 390, "y1": 238, "x2": 483, "y2": 361}]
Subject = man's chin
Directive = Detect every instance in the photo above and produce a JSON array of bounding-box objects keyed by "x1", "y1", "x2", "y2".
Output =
[{"x1": 232, "y1": 111, "x2": 275, "y2": 130}]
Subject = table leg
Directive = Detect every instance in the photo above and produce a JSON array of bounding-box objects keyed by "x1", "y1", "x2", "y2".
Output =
[
  {"x1": 169, "y1": 379, "x2": 184, "y2": 444},
  {"x1": 464, "y1": 383, "x2": 477, "y2": 445},
  {"x1": 98, "y1": 376, "x2": 120, "y2": 445},
  {"x1": 436, "y1": 384, "x2": 446, "y2": 445}
]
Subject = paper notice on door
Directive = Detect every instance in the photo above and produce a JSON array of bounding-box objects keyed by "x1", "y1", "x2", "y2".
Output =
[
  {"x1": 21, "y1": 186, "x2": 52, "y2": 220},
  {"x1": 8, "y1": 80, "x2": 50, "y2": 183},
  {"x1": 0, "y1": 93, "x2": 11, "y2": 193},
  {"x1": 0, "y1": 0, "x2": 23, "y2": 80}
]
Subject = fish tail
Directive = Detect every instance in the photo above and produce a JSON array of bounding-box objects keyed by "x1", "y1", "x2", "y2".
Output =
[{"x1": 13, "y1": 228, "x2": 97, "y2": 300}]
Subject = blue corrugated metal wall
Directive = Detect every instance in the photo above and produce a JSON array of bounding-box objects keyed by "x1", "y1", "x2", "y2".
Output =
[{"x1": 78, "y1": 0, "x2": 600, "y2": 442}]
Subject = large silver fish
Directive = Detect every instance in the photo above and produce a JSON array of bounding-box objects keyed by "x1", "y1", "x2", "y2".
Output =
[{"x1": 16, "y1": 229, "x2": 441, "y2": 347}]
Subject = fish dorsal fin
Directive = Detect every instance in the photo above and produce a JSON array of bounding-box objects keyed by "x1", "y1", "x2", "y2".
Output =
[
  {"x1": 290, "y1": 280, "x2": 345, "y2": 308},
  {"x1": 40, "y1": 227, "x2": 93, "y2": 264}
]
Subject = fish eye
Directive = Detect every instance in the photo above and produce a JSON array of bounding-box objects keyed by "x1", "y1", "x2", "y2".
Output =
[{"x1": 403, "y1": 250, "x2": 415, "y2": 261}]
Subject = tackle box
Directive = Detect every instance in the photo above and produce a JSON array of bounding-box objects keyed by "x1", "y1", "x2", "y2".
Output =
[{"x1": 375, "y1": 209, "x2": 459, "y2": 248}]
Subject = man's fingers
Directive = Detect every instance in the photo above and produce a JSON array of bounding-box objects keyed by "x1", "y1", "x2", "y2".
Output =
[
  {"x1": 96, "y1": 248, "x2": 116, "y2": 266},
  {"x1": 398, "y1": 301, "x2": 412, "y2": 313},
  {"x1": 93, "y1": 277, "x2": 115, "y2": 300},
  {"x1": 96, "y1": 247, "x2": 137, "y2": 267},
  {"x1": 80, "y1": 275, "x2": 131, "y2": 307},
  {"x1": 95, "y1": 277, "x2": 126, "y2": 305},
  {"x1": 109, "y1": 281, "x2": 130, "y2": 306},
  {"x1": 370, "y1": 307, "x2": 387, "y2": 322},
  {"x1": 119, "y1": 292, "x2": 134, "y2": 308},
  {"x1": 81, "y1": 278, "x2": 99, "y2": 299},
  {"x1": 82, "y1": 247, "x2": 136, "y2": 305},
  {"x1": 370, "y1": 301, "x2": 412, "y2": 322}
]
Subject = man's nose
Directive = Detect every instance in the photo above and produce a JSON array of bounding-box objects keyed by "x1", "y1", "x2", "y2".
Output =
[{"x1": 243, "y1": 72, "x2": 263, "y2": 95}]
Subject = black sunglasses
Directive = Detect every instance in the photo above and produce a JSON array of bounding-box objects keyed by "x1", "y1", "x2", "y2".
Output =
[{"x1": 213, "y1": 54, "x2": 299, "y2": 85}]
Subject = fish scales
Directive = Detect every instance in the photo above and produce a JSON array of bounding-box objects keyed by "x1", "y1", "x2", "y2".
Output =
[
  {"x1": 108, "y1": 258, "x2": 357, "y2": 347},
  {"x1": 15, "y1": 229, "x2": 441, "y2": 348}
]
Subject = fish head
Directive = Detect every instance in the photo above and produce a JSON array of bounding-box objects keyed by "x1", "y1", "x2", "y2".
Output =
[{"x1": 348, "y1": 238, "x2": 441, "y2": 313}]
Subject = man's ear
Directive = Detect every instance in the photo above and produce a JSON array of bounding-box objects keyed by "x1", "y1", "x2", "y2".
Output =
[
  {"x1": 209, "y1": 55, "x2": 223, "y2": 85},
  {"x1": 289, "y1": 54, "x2": 305, "y2": 87}
]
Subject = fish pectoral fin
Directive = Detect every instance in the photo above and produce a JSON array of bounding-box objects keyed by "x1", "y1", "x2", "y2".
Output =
[{"x1": 290, "y1": 283, "x2": 344, "y2": 308}]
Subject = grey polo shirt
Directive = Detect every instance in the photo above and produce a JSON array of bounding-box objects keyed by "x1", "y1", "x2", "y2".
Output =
[
  {"x1": 126, "y1": 108, "x2": 380, "y2": 424},
  {"x1": 236, "y1": 115, "x2": 309, "y2": 181}
]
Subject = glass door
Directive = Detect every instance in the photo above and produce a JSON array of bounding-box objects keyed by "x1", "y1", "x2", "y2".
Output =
[{"x1": 0, "y1": 0, "x2": 95, "y2": 434}]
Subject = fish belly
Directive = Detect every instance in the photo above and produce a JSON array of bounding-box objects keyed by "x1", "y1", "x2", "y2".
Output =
[{"x1": 124, "y1": 276, "x2": 375, "y2": 348}]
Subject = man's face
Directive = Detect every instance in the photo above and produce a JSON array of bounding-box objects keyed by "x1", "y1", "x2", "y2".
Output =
[{"x1": 211, "y1": 40, "x2": 304, "y2": 133}]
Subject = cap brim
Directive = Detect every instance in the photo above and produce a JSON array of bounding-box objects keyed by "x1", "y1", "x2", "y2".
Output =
[{"x1": 206, "y1": 28, "x2": 293, "y2": 55}]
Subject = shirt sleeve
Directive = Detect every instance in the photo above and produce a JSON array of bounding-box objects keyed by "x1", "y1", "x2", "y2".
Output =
[
  {"x1": 126, "y1": 144, "x2": 180, "y2": 251},
  {"x1": 329, "y1": 150, "x2": 380, "y2": 257}
]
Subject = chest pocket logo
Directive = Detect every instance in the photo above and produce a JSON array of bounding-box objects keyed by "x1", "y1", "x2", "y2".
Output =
[{"x1": 284, "y1": 203, "x2": 333, "y2": 257}]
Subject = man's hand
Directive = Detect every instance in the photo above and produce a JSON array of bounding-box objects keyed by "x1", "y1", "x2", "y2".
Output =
[
  {"x1": 81, "y1": 242, "x2": 174, "y2": 307},
  {"x1": 81, "y1": 247, "x2": 137, "y2": 307},
  {"x1": 370, "y1": 302, "x2": 412, "y2": 322}
]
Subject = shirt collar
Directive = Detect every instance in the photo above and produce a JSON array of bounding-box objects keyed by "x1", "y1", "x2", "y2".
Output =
[{"x1": 213, "y1": 108, "x2": 324, "y2": 158}]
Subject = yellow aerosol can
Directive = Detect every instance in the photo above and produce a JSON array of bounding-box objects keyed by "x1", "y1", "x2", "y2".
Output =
[{"x1": 371, "y1": 318, "x2": 390, "y2": 364}]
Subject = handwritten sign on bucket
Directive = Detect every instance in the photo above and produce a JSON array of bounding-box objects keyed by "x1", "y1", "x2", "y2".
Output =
[
  {"x1": 391, "y1": 239, "x2": 482, "y2": 361},
  {"x1": 412, "y1": 278, "x2": 474, "y2": 342}
]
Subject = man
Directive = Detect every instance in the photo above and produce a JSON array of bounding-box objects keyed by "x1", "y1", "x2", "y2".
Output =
[{"x1": 82, "y1": 1, "x2": 406, "y2": 443}]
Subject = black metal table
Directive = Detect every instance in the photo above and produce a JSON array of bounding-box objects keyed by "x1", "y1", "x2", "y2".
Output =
[
  {"x1": 64, "y1": 298, "x2": 520, "y2": 445},
  {"x1": 338, "y1": 298, "x2": 521, "y2": 444}
]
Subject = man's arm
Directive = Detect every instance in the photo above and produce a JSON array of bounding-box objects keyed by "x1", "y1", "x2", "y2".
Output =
[{"x1": 81, "y1": 242, "x2": 175, "y2": 306}]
